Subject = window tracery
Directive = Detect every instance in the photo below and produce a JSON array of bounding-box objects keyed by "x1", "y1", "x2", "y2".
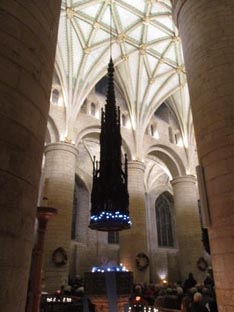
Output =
[
  {"x1": 108, "y1": 231, "x2": 119, "y2": 244},
  {"x1": 156, "y1": 193, "x2": 174, "y2": 248}
]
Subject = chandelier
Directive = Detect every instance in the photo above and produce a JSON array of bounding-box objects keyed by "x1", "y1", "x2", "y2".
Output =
[{"x1": 89, "y1": 58, "x2": 131, "y2": 231}]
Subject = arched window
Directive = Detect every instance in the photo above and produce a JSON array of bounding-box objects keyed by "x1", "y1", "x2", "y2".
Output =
[
  {"x1": 122, "y1": 114, "x2": 126, "y2": 127},
  {"x1": 108, "y1": 231, "x2": 119, "y2": 244},
  {"x1": 150, "y1": 124, "x2": 154, "y2": 136},
  {"x1": 91, "y1": 102, "x2": 96, "y2": 116},
  {"x1": 52, "y1": 89, "x2": 59, "y2": 105},
  {"x1": 156, "y1": 192, "x2": 174, "y2": 247},
  {"x1": 175, "y1": 131, "x2": 182, "y2": 146},
  {"x1": 168, "y1": 126, "x2": 174, "y2": 143}
]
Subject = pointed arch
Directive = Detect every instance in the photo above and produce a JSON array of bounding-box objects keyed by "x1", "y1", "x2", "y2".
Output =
[
  {"x1": 146, "y1": 144, "x2": 186, "y2": 178},
  {"x1": 156, "y1": 191, "x2": 175, "y2": 248},
  {"x1": 46, "y1": 116, "x2": 60, "y2": 143},
  {"x1": 75, "y1": 125, "x2": 132, "y2": 160}
]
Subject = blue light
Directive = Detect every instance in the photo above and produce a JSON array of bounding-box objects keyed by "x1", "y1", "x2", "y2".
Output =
[
  {"x1": 91, "y1": 265, "x2": 127, "y2": 273},
  {"x1": 90, "y1": 211, "x2": 132, "y2": 225}
]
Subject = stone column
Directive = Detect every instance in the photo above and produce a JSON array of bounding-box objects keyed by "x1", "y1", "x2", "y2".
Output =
[
  {"x1": 119, "y1": 161, "x2": 149, "y2": 284},
  {"x1": 171, "y1": 175, "x2": 204, "y2": 282},
  {"x1": 0, "y1": 2, "x2": 61, "y2": 311},
  {"x1": 172, "y1": 1, "x2": 234, "y2": 310},
  {"x1": 42, "y1": 142, "x2": 78, "y2": 291}
]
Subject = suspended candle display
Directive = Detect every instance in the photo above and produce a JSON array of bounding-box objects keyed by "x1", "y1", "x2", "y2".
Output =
[{"x1": 89, "y1": 58, "x2": 131, "y2": 231}]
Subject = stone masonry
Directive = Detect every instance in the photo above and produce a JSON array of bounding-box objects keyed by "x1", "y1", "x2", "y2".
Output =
[
  {"x1": 119, "y1": 160, "x2": 149, "y2": 284},
  {"x1": 171, "y1": 175, "x2": 204, "y2": 282},
  {"x1": 173, "y1": 1, "x2": 234, "y2": 310},
  {"x1": 0, "y1": 1, "x2": 61, "y2": 311},
  {"x1": 42, "y1": 142, "x2": 78, "y2": 292}
]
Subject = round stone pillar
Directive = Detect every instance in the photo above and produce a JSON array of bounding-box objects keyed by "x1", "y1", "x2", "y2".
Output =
[
  {"x1": 172, "y1": 1, "x2": 234, "y2": 310},
  {"x1": 0, "y1": 2, "x2": 61, "y2": 311},
  {"x1": 119, "y1": 161, "x2": 149, "y2": 284},
  {"x1": 171, "y1": 175, "x2": 204, "y2": 282},
  {"x1": 42, "y1": 142, "x2": 78, "y2": 291}
]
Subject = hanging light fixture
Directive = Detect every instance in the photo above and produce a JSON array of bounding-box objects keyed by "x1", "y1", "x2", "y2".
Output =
[{"x1": 89, "y1": 3, "x2": 131, "y2": 231}]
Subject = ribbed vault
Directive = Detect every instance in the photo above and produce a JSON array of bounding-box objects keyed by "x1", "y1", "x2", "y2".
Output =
[{"x1": 56, "y1": 0, "x2": 186, "y2": 142}]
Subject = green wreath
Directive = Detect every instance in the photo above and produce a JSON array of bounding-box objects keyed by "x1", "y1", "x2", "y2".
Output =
[
  {"x1": 197, "y1": 257, "x2": 208, "y2": 272},
  {"x1": 135, "y1": 252, "x2": 149, "y2": 271},
  {"x1": 52, "y1": 247, "x2": 68, "y2": 266}
]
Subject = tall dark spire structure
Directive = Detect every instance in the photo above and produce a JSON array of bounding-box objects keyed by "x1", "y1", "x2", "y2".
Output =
[{"x1": 89, "y1": 58, "x2": 131, "y2": 231}]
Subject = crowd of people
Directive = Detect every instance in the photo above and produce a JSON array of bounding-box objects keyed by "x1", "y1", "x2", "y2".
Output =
[
  {"x1": 129, "y1": 272, "x2": 218, "y2": 312},
  {"x1": 52, "y1": 272, "x2": 217, "y2": 312}
]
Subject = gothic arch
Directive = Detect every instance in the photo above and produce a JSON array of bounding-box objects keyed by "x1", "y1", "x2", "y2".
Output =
[
  {"x1": 145, "y1": 144, "x2": 186, "y2": 178},
  {"x1": 75, "y1": 126, "x2": 101, "y2": 146},
  {"x1": 46, "y1": 115, "x2": 60, "y2": 143},
  {"x1": 75, "y1": 126, "x2": 132, "y2": 160}
]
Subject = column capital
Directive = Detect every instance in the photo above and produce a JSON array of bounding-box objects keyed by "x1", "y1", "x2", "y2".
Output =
[
  {"x1": 128, "y1": 160, "x2": 145, "y2": 172},
  {"x1": 44, "y1": 142, "x2": 78, "y2": 157},
  {"x1": 171, "y1": 174, "x2": 196, "y2": 186}
]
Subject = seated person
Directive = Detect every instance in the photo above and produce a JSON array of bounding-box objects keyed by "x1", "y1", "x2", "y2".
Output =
[{"x1": 191, "y1": 292, "x2": 209, "y2": 312}]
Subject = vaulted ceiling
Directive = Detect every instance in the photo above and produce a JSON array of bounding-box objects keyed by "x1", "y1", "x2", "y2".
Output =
[
  {"x1": 56, "y1": 0, "x2": 188, "y2": 132},
  {"x1": 54, "y1": 0, "x2": 195, "y2": 181}
]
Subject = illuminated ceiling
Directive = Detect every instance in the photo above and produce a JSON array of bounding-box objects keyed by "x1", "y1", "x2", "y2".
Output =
[{"x1": 56, "y1": 0, "x2": 188, "y2": 133}]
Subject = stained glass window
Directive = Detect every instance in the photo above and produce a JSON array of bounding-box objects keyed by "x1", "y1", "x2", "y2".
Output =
[
  {"x1": 108, "y1": 231, "x2": 119, "y2": 244},
  {"x1": 156, "y1": 192, "x2": 174, "y2": 247}
]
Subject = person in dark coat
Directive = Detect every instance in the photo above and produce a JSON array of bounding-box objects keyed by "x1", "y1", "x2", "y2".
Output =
[{"x1": 184, "y1": 273, "x2": 197, "y2": 293}]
